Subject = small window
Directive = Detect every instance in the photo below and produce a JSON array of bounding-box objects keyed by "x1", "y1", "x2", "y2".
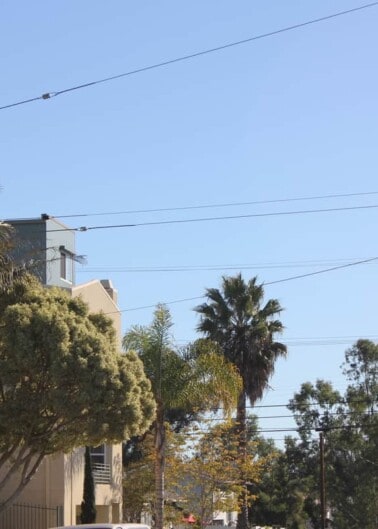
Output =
[
  {"x1": 60, "y1": 250, "x2": 73, "y2": 283},
  {"x1": 60, "y1": 251, "x2": 66, "y2": 279},
  {"x1": 90, "y1": 444, "x2": 106, "y2": 466}
]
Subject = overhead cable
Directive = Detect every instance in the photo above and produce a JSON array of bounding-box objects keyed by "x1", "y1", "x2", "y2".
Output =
[
  {"x1": 79, "y1": 257, "x2": 376, "y2": 274},
  {"x1": 212, "y1": 398, "x2": 376, "y2": 410},
  {"x1": 200, "y1": 410, "x2": 377, "y2": 421},
  {"x1": 53, "y1": 191, "x2": 378, "y2": 218},
  {"x1": 185, "y1": 423, "x2": 377, "y2": 435},
  {"x1": 112, "y1": 256, "x2": 378, "y2": 313},
  {"x1": 1, "y1": 2, "x2": 378, "y2": 111},
  {"x1": 46, "y1": 203, "x2": 378, "y2": 232}
]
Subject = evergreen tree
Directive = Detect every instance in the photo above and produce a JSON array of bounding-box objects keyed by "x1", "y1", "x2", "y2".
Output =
[
  {"x1": 0, "y1": 274, "x2": 156, "y2": 513},
  {"x1": 80, "y1": 446, "x2": 97, "y2": 523},
  {"x1": 287, "y1": 340, "x2": 378, "y2": 529}
]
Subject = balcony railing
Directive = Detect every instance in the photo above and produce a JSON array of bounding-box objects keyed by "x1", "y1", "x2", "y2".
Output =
[{"x1": 92, "y1": 463, "x2": 111, "y2": 484}]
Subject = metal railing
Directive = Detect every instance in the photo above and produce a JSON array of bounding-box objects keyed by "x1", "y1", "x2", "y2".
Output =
[
  {"x1": 92, "y1": 462, "x2": 111, "y2": 484},
  {"x1": 0, "y1": 502, "x2": 63, "y2": 529}
]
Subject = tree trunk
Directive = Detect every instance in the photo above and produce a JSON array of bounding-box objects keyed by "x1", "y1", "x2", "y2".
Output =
[
  {"x1": 236, "y1": 391, "x2": 249, "y2": 529},
  {"x1": 154, "y1": 401, "x2": 166, "y2": 529},
  {"x1": 0, "y1": 452, "x2": 45, "y2": 514}
]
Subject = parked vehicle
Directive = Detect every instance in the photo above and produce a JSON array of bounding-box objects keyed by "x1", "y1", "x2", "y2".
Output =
[{"x1": 50, "y1": 524, "x2": 150, "y2": 529}]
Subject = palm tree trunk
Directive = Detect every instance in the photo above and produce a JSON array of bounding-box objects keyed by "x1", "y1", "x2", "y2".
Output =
[
  {"x1": 236, "y1": 391, "x2": 249, "y2": 529},
  {"x1": 154, "y1": 401, "x2": 166, "y2": 529}
]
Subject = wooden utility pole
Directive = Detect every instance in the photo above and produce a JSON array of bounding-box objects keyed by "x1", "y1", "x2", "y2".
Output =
[{"x1": 318, "y1": 430, "x2": 326, "y2": 529}]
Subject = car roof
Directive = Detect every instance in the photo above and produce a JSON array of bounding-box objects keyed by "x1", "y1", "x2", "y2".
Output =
[{"x1": 51, "y1": 523, "x2": 150, "y2": 529}]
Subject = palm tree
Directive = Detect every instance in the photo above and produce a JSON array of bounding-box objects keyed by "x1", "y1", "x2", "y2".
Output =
[
  {"x1": 194, "y1": 274, "x2": 287, "y2": 529},
  {"x1": 123, "y1": 304, "x2": 241, "y2": 529}
]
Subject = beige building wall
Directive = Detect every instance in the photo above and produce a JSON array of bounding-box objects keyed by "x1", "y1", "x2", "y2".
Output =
[
  {"x1": 2, "y1": 452, "x2": 64, "y2": 509},
  {"x1": 68, "y1": 279, "x2": 123, "y2": 524},
  {"x1": 61, "y1": 444, "x2": 123, "y2": 525},
  {"x1": 71, "y1": 279, "x2": 122, "y2": 348},
  {"x1": 12, "y1": 445, "x2": 122, "y2": 526}
]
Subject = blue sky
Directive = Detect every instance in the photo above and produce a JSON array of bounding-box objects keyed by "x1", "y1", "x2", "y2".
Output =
[{"x1": 1, "y1": 0, "x2": 378, "y2": 443}]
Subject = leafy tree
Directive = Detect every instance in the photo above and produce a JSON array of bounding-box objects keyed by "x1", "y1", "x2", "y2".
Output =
[
  {"x1": 0, "y1": 222, "x2": 13, "y2": 289},
  {"x1": 0, "y1": 223, "x2": 27, "y2": 291},
  {"x1": 123, "y1": 427, "x2": 191, "y2": 524},
  {"x1": 195, "y1": 274, "x2": 286, "y2": 529},
  {"x1": 287, "y1": 340, "x2": 378, "y2": 529},
  {"x1": 173, "y1": 420, "x2": 267, "y2": 529},
  {"x1": 343, "y1": 339, "x2": 378, "y2": 415},
  {"x1": 80, "y1": 446, "x2": 96, "y2": 523},
  {"x1": 123, "y1": 304, "x2": 242, "y2": 529},
  {"x1": 0, "y1": 275, "x2": 156, "y2": 513},
  {"x1": 123, "y1": 431, "x2": 155, "y2": 522},
  {"x1": 245, "y1": 418, "x2": 287, "y2": 527},
  {"x1": 248, "y1": 436, "x2": 310, "y2": 529}
]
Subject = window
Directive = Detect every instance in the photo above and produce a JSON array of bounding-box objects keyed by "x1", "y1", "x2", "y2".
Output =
[
  {"x1": 60, "y1": 251, "x2": 66, "y2": 279},
  {"x1": 90, "y1": 445, "x2": 106, "y2": 466},
  {"x1": 60, "y1": 249, "x2": 73, "y2": 283}
]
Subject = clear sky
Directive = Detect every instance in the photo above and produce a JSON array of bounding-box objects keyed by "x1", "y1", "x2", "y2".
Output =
[{"x1": 1, "y1": 0, "x2": 378, "y2": 444}]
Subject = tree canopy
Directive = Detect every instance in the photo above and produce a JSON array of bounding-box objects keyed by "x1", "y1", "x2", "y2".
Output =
[
  {"x1": 284, "y1": 339, "x2": 378, "y2": 529},
  {"x1": 246, "y1": 340, "x2": 377, "y2": 529},
  {"x1": 173, "y1": 419, "x2": 268, "y2": 529},
  {"x1": 0, "y1": 222, "x2": 25, "y2": 291},
  {"x1": 0, "y1": 275, "x2": 156, "y2": 511}
]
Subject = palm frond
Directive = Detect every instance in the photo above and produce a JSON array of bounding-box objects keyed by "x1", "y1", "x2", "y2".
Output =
[{"x1": 194, "y1": 274, "x2": 287, "y2": 406}]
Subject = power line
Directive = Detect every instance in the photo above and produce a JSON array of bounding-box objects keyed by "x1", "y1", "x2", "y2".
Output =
[
  {"x1": 1, "y1": 2, "x2": 378, "y2": 112},
  {"x1": 200, "y1": 410, "x2": 377, "y2": 421},
  {"x1": 280, "y1": 334, "x2": 378, "y2": 341},
  {"x1": 266, "y1": 256, "x2": 378, "y2": 285},
  {"x1": 185, "y1": 422, "x2": 377, "y2": 435},
  {"x1": 14, "y1": 251, "x2": 378, "y2": 347},
  {"x1": 46, "y1": 203, "x2": 378, "y2": 232},
  {"x1": 53, "y1": 191, "x2": 378, "y2": 218},
  {"x1": 114, "y1": 256, "x2": 378, "y2": 313},
  {"x1": 78, "y1": 257, "x2": 376, "y2": 274},
  {"x1": 256, "y1": 340, "x2": 371, "y2": 347},
  {"x1": 209, "y1": 398, "x2": 376, "y2": 410},
  {"x1": 175, "y1": 335, "x2": 378, "y2": 347},
  {"x1": 25, "y1": 251, "x2": 378, "y2": 273}
]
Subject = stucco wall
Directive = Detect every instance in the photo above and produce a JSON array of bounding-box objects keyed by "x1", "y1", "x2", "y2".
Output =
[
  {"x1": 7, "y1": 217, "x2": 76, "y2": 288},
  {"x1": 71, "y1": 280, "x2": 122, "y2": 348}
]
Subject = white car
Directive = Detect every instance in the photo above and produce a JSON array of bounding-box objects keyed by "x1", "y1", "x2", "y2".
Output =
[{"x1": 50, "y1": 524, "x2": 151, "y2": 529}]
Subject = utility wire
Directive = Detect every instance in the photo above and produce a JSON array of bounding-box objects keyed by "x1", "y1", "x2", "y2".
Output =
[
  {"x1": 23, "y1": 250, "x2": 378, "y2": 272},
  {"x1": 46, "y1": 203, "x2": 378, "y2": 232},
  {"x1": 79, "y1": 257, "x2": 376, "y2": 273},
  {"x1": 176, "y1": 335, "x2": 378, "y2": 347},
  {"x1": 38, "y1": 253, "x2": 376, "y2": 272},
  {"x1": 199, "y1": 410, "x2": 377, "y2": 421},
  {"x1": 1, "y1": 2, "x2": 378, "y2": 111},
  {"x1": 53, "y1": 191, "x2": 378, "y2": 219},
  {"x1": 205, "y1": 398, "x2": 376, "y2": 410},
  {"x1": 13, "y1": 247, "x2": 378, "y2": 344},
  {"x1": 185, "y1": 423, "x2": 377, "y2": 435},
  {"x1": 113, "y1": 256, "x2": 378, "y2": 313},
  {"x1": 265, "y1": 256, "x2": 378, "y2": 285}
]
